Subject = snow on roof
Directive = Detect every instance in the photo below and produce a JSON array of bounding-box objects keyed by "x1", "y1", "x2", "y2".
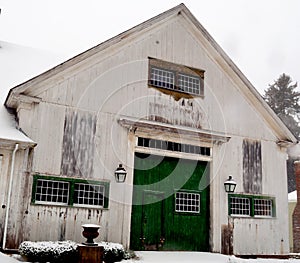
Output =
[
  {"x1": 0, "y1": 106, "x2": 35, "y2": 145},
  {"x1": 289, "y1": 190, "x2": 297, "y2": 202},
  {"x1": 0, "y1": 41, "x2": 66, "y2": 101},
  {"x1": 0, "y1": 41, "x2": 66, "y2": 143}
]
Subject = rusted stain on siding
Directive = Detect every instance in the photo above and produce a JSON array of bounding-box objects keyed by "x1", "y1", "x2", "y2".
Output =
[
  {"x1": 243, "y1": 139, "x2": 262, "y2": 194},
  {"x1": 148, "y1": 97, "x2": 204, "y2": 128},
  {"x1": 5, "y1": 234, "x2": 19, "y2": 249},
  {"x1": 61, "y1": 109, "x2": 96, "y2": 178},
  {"x1": 221, "y1": 223, "x2": 233, "y2": 255}
]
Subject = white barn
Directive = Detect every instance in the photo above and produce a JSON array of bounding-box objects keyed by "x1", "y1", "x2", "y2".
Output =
[{"x1": 1, "y1": 4, "x2": 296, "y2": 256}]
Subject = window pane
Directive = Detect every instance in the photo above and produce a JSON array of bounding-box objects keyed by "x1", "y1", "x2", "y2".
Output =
[
  {"x1": 175, "y1": 191, "x2": 200, "y2": 214},
  {"x1": 229, "y1": 196, "x2": 250, "y2": 216},
  {"x1": 74, "y1": 183, "x2": 105, "y2": 207},
  {"x1": 150, "y1": 67, "x2": 175, "y2": 89},
  {"x1": 254, "y1": 198, "x2": 272, "y2": 217},
  {"x1": 178, "y1": 74, "x2": 201, "y2": 95},
  {"x1": 35, "y1": 179, "x2": 69, "y2": 205}
]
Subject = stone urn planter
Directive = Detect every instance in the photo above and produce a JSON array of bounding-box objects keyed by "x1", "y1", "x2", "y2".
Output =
[{"x1": 82, "y1": 224, "x2": 101, "y2": 246}]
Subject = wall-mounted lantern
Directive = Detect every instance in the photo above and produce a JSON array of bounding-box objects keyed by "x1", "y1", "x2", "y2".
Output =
[
  {"x1": 224, "y1": 175, "x2": 237, "y2": 193},
  {"x1": 114, "y1": 164, "x2": 127, "y2": 183}
]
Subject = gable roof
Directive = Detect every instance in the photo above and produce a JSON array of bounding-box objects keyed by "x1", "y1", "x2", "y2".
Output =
[{"x1": 4, "y1": 3, "x2": 297, "y2": 144}]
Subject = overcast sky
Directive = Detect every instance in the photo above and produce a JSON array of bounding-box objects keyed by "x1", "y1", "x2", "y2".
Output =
[{"x1": 0, "y1": 0, "x2": 299, "y2": 94}]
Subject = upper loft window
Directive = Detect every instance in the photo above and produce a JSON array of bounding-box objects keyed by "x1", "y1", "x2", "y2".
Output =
[{"x1": 148, "y1": 58, "x2": 204, "y2": 97}]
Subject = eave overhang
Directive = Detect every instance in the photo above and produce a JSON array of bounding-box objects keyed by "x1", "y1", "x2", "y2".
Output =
[
  {"x1": 0, "y1": 137, "x2": 37, "y2": 150},
  {"x1": 118, "y1": 116, "x2": 231, "y2": 145}
]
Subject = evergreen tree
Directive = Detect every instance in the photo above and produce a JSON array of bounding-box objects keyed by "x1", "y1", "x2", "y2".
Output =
[
  {"x1": 264, "y1": 73, "x2": 300, "y2": 138},
  {"x1": 264, "y1": 74, "x2": 300, "y2": 193}
]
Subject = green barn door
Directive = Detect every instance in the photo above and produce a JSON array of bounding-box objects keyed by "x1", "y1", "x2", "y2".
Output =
[
  {"x1": 141, "y1": 191, "x2": 164, "y2": 249},
  {"x1": 130, "y1": 153, "x2": 210, "y2": 251}
]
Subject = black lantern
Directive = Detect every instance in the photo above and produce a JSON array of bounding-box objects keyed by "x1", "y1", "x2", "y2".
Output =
[
  {"x1": 224, "y1": 175, "x2": 237, "y2": 193},
  {"x1": 115, "y1": 164, "x2": 127, "y2": 183}
]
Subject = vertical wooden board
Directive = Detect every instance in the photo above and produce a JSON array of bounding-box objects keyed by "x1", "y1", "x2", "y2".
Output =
[
  {"x1": 41, "y1": 82, "x2": 68, "y2": 105},
  {"x1": 0, "y1": 150, "x2": 12, "y2": 245},
  {"x1": 0, "y1": 150, "x2": 10, "y2": 203},
  {"x1": 242, "y1": 139, "x2": 262, "y2": 194},
  {"x1": 22, "y1": 204, "x2": 105, "y2": 244},
  {"x1": 33, "y1": 103, "x2": 65, "y2": 175},
  {"x1": 67, "y1": 69, "x2": 93, "y2": 108},
  {"x1": 78, "y1": 245, "x2": 104, "y2": 263},
  {"x1": 61, "y1": 109, "x2": 96, "y2": 178}
]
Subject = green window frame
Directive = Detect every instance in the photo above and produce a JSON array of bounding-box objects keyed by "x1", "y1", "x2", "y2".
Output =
[
  {"x1": 31, "y1": 174, "x2": 110, "y2": 209},
  {"x1": 228, "y1": 194, "x2": 275, "y2": 218}
]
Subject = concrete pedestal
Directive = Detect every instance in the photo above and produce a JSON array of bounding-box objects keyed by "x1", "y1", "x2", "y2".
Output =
[{"x1": 78, "y1": 245, "x2": 104, "y2": 263}]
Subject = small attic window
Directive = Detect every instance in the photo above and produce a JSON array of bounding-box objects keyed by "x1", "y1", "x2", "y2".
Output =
[{"x1": 148, "y1": 58, "x2": 204, "y2": 97}]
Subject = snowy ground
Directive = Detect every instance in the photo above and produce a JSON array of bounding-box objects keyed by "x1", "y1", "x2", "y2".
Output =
[
  {"x1": 4, "y1": 251, "x2": 300, "y2": 263},
  {"x1": 126, "y1": 252, "x2": 300, "y2": 263}
]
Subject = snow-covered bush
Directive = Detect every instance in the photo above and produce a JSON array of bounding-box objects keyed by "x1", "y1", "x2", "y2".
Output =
[
  {"x1": 19, "y1": 240, "x2": 134, "y2": 262},
  {"x1": 19, "y1": 240, "x2": 78, "y2": 263},
  {"x1": 99, "y1": 241, "x2": 130, "y2": 263}
]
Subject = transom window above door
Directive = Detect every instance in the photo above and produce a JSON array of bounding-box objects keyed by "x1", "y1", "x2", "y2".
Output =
[
  {"x1": 137, "y1": 137, "x2": 211, "y2": 157},
  {"x1": 148, "y1": 58, "x2": 205, "y2": 97}
]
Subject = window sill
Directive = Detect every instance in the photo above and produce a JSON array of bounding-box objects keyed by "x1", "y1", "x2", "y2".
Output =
[
  {"x1": 229, "y1": 215, "x2": 275, "y2": 219},
  {"x1": 31, "y1": 202, "x2": 109, "y2": 210}
]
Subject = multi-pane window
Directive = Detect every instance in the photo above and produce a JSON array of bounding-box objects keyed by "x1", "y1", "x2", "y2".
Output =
[
  {"x1": 32, "y1": 175, "x2": 109, "y2": 208},
  {"x1": 175, "y1": 191, "x2": 200, "y2": 214},
  {"x1": 74, "y1": 183, "x2": 105, "y2": 207},
  {"x1": 229, "y1": 196, "x2": 250, "y2": 216},
  {"x1": 228, "y1": 194, "x2": 275, "y2": 218},
  {"x1": 150, "y1": 67, "x2": 175, "y2": 89},
  {"x1": 254, "y1": 198, "x2": 272, "y2": 217},
  {"x1": 149, "y1": 59, "x2": 204, "y2": 96},
  {"x1": 137, "y1": 137, "x2": 211, "y2": 156},
  {"x1": 178, "y1": 74, "x2": 201, "y2": 95},
  {"x1": 35, "y1": 179, "x2": 69, "y2": 205}
]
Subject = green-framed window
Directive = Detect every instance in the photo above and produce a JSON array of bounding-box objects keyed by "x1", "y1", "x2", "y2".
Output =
[
  {"x1": 32, "y1": 175, "x2": 110, "y2": 208},
  {"x1": 228, "y1": 194, "x2": 275, "y2": 218}
]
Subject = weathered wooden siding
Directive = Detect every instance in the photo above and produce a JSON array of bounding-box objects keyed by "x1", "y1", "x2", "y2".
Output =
[
  {"x1": 6, "y1": 13, "x2": 289, "y2": 254},
  {"x1": 18, "y1": 103, "x2": 66, "y2": 175},
  {"x1": 0, "y1": 147, "x2": 34, "y2": 248},
  {"x1": 29, "y1": 17, "x2": 277, "y2": 141},
  {"x1": 0, "y1": 150, "x2": 10, "y2": 245},
  {"x1": 209, "y1": 137, "x2": 289, "y2": 254},
  {"x1": 61, "y1": 109, "x2": 96, "y2": 178},
  {"x1": 243, "y1": 139, "x2": 262, "y2": 194}
]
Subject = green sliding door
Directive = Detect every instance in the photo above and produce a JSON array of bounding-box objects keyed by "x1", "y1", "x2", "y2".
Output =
[{"x1": 130, "y1": 153, "x2": 210, "y2": 251}]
